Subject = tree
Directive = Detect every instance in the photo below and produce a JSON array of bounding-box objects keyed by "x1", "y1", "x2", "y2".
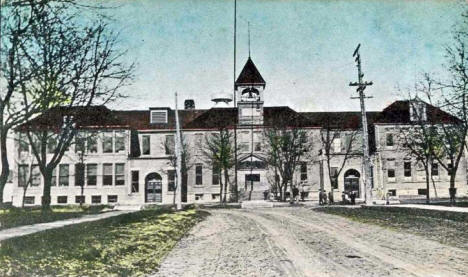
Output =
[
  {"x1": 264, "y1": 125, "x2": 311, "y2": 202},
  {"x1": 163, "y1": 133, "x2": 193, "y2": 207},
  {"x1": 397, "y1": 96, "x2": 440, "y2": 203},
  {"x1": 320, "y1": 116, "x2": 359, "y2": 194},
  {"x1": 14, "y1": 0, "x2": 133, "y2": 210},
  {"x1": 0, "y1": 0, "x2": 43, "y2": 204},
  {"x1": 202, "y1": 128, "x2": 236, "y2": 203}
]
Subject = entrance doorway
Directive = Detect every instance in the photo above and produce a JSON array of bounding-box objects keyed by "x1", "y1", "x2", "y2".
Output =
[
  {"x1": 245, "y1": 174, "x2": 260, "y2": 189},
  {"x1": 344, "y1": 169, "x2": 360, "y2": 197},
  {"x1": 145, "y1": 173, "x2": 162, "y2": 203}
]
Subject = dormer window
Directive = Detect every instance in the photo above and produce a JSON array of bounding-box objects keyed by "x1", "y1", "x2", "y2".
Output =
[
  {"x1": 410, "y1": 100, "x2": 427, "y2": 122},
  {"x1": 150, "y1": 110, "x2": 167, "y2": 124}
]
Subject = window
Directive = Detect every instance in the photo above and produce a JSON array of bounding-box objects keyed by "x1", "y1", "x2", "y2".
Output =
[
  {"x1": 7, "y1": 170, "x2": 13, "y2": 183},
  {"x1": 131, "y1": 171, "x2": 139, "y2": 193},
  {"x1": 102, "y1": 132, "x2": 113, "y2": 153},
  {"x1": 387, "y1": 169, "x2": 395, "y2": 178},
  {"x1": 87, "y1": 134, "x2": 98, "y2": 153},
  {"x1": 87, "y1": 164, "x2": 97, "y2": 186},
  {"x1": 51, "y1": 167, "x2": 57, "y2": 186},
  {"x1": 195, "y1": 164, "x2": 203, "y2": 185},
  {"x1": 75, "y1": 135, "x2": 86, "y2": 153},
  {"x1": 388, "y1": 189, "x2": 397, "y2": 196},
  {"x1": 75, "y1": 163, "x2": 85, "y2": 187},
  {"x1": 103, "y1": 164, "x2": 113, "y2": 186},
  {"x1": 57, "y1": 196, "x2": 67, "y2": 204},
  {"x1": 300, "y1": 162, "x2": 307, "y2": 181},
  {"x1": 410, "y1": 101, "x2": 427, "y2": 121},
  {"x1": 333, "y1": 138, "x2": 341, "y2": 153},
  {"x1": 24, "y1": 196, "x2": 35, "y2": 205},
  {"x1": 386, "y1": 133, "x2": 394, "y2": 147},
  {"x1": 254, "y1": 132, "x2": 262, "y2": 151},
  {"x1": 47, "y1": 137, "x2": 57, "y2": 154},
  {"x1": 404, "y1": 161, "x2": 411, "y2": 177},
  {"x1": 165, "y1": 135, "x2": 175, "y2": 155},
  {"x1": 212, "y1": 165, "x2": 220, "y2": 185},
  {"x1": 31, "y1": 165, "x2": 40, "y2": 186},
  {"x1": 59, "y1": 164, "x2": 69, "y2": 186},
  {"x1": 115, "y1": 163, "x2": 125, "y2": 186},
  {"x1": 142, "y1": 135, "x2": 151, "y2": 155},
  {"x1": 418, "y1": 189, "x2": 427, "y2": 195},
  {"x1": 107, "y1": 195, "x2": 118, "y2": 203},
  {"x1": 91, "y1": 195, "x2": 101, "y2": 204},
  {"x1": 150, "y1": 110, "x2": 167, "y2": 124},
  {"x1": 239, "y1": 143, "x2": 249, "y2": 152},
  {"x1": 75, "y1": 195, "x2": 85, "y2": 204},
  {"x1": 168, "y1": 170, "x2": 176, "y2": 191},
  {"x1": 330, "y1": 167, "x2": 338, "y2": 189},
  {"x1": 431, "y1": 163, "x2": 439, "y2": 176},
  {"x1": 195, "y1": 194, "x2": 203, "y2": 201},
  {"x1": 254, "y1": 142, "x2": 262, "y2": 151},
  {"x1": 115, "y1": 132, "x2": 125, "y2": 153},
  {"x1": 447, "y1": 163, "x2": 453, "y2": 175},
  {"x1": 18, "y1": 165, "x2": 28, "y2": 187},
  {"x1": 195, "y1": 133, "x2": 203, "y2": 153},
  {"x1": 18, "y1": 133, "x2": 29, "y2": 153},
  {"x1": 212, "y1": 194, "x2": 220, "y2": 200}
]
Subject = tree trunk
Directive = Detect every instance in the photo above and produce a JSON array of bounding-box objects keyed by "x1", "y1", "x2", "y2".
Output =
[
  {"x1": 449, "y1": 173, "x2": 456, "y2": 205},
  {"x1": 22, "y1": 186, "x2": 28, "y2": 208},
  {"x1": 219, "y1": 177, "x2": 223, "y2": 204},
  {"x1": 42, "y1": 170, "x2": 53, "y2": 211},
  {"x1": 282, "y1": 181, "x2": 288, "y2": 202},
  {"x1": 0, "y1": 130, "x2": 10, "y2": 204},
  {"x1": 223, "y1": 169, "x2": 229, "y2": 203},
  {"x1": 424, "y1": 165, "x2": 430, "y2": 204}
]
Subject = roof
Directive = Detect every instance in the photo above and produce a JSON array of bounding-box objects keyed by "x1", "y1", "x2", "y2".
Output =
[
  {"x1": 17, "y1": 100, "x2": 460, "y2": 134},
  {"x1": 376, "y1": 100, "x2": 460, "y2": 124},
  {"x1": 17, "y1": 106, "x2": 126, "y2": 131},
  {"x1": 301, "y1": 111, "x2": 381, "y2": 129},
  {"x1": 235, "y1": 57, "x2": 266, "y2": 89}
]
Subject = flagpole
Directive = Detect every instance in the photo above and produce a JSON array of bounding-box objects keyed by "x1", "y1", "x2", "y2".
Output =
[{"x1": 175, "y1": 92, "x2": 182, "y2": 210}]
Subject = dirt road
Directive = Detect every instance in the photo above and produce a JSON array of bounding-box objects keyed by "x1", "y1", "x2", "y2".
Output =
[{"x1": 152, "y1": 207, "x2": 468, "y2": 277}]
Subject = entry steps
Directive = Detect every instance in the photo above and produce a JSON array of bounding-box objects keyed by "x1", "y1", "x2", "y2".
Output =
[{"x1": 241, "y1": 200, "x2": 274, "y2": 209}]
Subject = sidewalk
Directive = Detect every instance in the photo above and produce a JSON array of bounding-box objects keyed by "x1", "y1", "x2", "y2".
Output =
[
  {"x1": 389, "y1": 204, "x2": 468, "y2": 214},
  {"x1": 0, "y1": 210, "x2": 135, "y2": 242}
]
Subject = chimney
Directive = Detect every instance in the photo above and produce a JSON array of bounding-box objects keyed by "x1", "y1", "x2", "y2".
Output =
[{"x1": 184, "y1": 99, "x2": 195, "y2": 109}]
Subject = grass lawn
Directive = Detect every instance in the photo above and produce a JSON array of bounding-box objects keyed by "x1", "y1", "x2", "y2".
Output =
[
  {"x1": 0, "y1": 205, "x2": 108, "y2": 230},
  {"x1": 0, "y1": 207, "x2": 208, "y2": 277},
  {"x1": 316, "y1": 206, "x2": 468, "y2": 250},
  {"x1": 428, "y1": 201, "x2": 468, "y2": 208}
]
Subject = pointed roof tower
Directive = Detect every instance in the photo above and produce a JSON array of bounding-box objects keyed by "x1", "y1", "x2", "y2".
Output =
[{"x1": 235, "y1": 57, "x2": 266, "y2": 89}]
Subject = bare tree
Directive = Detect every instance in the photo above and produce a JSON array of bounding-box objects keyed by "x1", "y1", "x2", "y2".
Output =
[
  {"x1": 162, "y1": 133, "x2": 193, "y2": 207},
  {"x1": 0, "y1": 1, "x2": 42, "y2": 203},
  {"x1": 264, "y1": 126, "x2": 310, "y2": 202},
  {"x1": 202, "y1": 128, "x2": 236, "y2": 203},
  {"x1": 320, "y1": 117, "x2": 359, "y2": 195},
  {"x1": 14, "y1": 1, "x2": 133, "y2": 210},
  {"x1": 397, "y1": 98, "x2": 440, "y2": 203}
]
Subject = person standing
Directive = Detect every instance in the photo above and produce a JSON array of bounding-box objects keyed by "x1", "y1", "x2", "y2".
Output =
[{"x1": 328, "y1": 190, "x2": 334, "y2": 204}]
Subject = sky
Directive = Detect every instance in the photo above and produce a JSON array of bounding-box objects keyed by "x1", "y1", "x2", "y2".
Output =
[{"x1": 102, "y1": 0, "x2": 465, "y2": 112}]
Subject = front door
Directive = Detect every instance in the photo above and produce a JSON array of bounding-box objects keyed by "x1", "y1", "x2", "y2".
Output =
[
  {"x1": 245, "y1": 174, "x2": 260, "y2": 189},
  {"x1": 146, "y1": 180, "x2": 162, "y2": 203},
  {"x1": 344, "y1": 177, "x2": 360, "y2": 197}
]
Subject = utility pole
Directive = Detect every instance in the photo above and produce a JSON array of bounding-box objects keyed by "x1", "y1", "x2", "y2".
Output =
[
  {"x1": 175, "y1": 92, "x2": 182, "y2": 210},
  {"x1": 349, "y1": 43, "x2": 373, "y2": 205},
  {"x1": 233, "y1": 0, "x2": 239, "y2": 202}
]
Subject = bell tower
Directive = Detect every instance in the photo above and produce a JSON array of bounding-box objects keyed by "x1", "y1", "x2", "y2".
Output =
[{"x1": 235, "y1": 57, "x2": 266, "y2": 125}]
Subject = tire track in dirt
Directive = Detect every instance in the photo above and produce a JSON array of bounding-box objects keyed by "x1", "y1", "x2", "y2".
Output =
[
  {"x1": 260, "y1": 208, "x2": 468, "y2": 277},
  {"x1": 236, "y1": 209, "x2": 403, "y2": 277}
]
